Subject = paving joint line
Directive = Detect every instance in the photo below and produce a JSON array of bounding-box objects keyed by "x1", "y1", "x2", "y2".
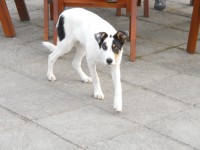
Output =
[
  {"x1": 33, "y1": 101, "x2": 96, "y2": 121},
  {"x1": 120, "y1": 113, "x2": 200, "y2": 150},
  {"x1": 121, "y1": 78, "x2": 194, "y2": 108},
  {"x1": 0, "y1": 63, "x2": 92, "y2": 103},
  {"x1": 96, "y1": 66, "x2": 193, "y2": 108},
  {"x1": 0, "y1": 104, "x2": 84, "y2": 149},
  {"x1": 93, "y1": 104, "x2": 200, "y2": 150}
]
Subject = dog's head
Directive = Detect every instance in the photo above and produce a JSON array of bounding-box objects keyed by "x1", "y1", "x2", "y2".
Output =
[{"x1": 94, "y1": 31, "x2": 128, "y2": 65}]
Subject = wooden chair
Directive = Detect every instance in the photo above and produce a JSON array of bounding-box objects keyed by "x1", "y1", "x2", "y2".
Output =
[
  {"x1": 0, "y1": 0, "x2": 15, "y2": 37},
  {"x1": 44, "y1": 0, "x2": 54, "y2": 41},
  {"x1": 190, "y1": 0, "x2": 193, "y2": 5},
  {"x1": 0, "y1": 0, "x2": 29, "y2": 37},
  {"x1": 187, "y1": 0, "x2": 200, "y2": 54},
  {"x1": 44, "y1": 0, "x2": 149, "y2": 61}
]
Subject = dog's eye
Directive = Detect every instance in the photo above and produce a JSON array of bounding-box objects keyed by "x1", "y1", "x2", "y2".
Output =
[
  {"x1": 101, "y1": 43, "x2": 107, "y2": 50},
  {"x1": 112, "y1": 46, "x2": 119, "y2": 54}
]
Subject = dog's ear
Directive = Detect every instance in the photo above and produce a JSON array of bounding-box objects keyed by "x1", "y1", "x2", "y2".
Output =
[
  {"x1": 94, "y1": 32, "x2": 108, "y2": 47},
  {"x1": 114, "y1": 31, "x2": 129, "y2": 43}
]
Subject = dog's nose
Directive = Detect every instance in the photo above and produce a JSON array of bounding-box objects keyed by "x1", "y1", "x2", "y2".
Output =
[{"x1": 106, "y1": 58, "x2": 113, "y2": 65}]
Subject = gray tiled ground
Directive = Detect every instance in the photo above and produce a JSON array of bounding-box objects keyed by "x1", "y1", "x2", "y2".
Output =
[
  {"x1": 148, "y1": 107, "x2": 200, "y2": 149},
  {"x1": 0, "y1": 0, "x2": 200, "y2": 149},
  {"x1": 87, "y1": 126, "x2": 194, "y2": 150}
]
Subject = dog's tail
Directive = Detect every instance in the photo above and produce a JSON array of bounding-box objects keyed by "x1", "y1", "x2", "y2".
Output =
[{"x1": 42, "y1": 42, "x2": 57, "y2": 52}]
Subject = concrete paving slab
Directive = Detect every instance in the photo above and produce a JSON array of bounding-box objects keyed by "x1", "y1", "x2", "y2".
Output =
[
  {"x1": 87, "y1": 126, "x2": 194, "y2": 150},
  {"x1": 145, "y1": 74, "x2": 200, "y2": 105},
  {"x1": 1, "y1": 84, "x2": 87, "y2": 120},
  {"x1": 141, "y1": 27, "x2": 189, "y2": 46},
  {"x1": 138, "y1": 8, "x2": 191, "y2": 28},
  {"x1": 123, "y1": 38, "x2": 170, "y2": 57},
  {"x1": 14, "y1": 25, "x2": 43, "y2": 42},
  {"x1": 169, "y1": 0, "x2": 191, "y2": 4},
  {"x1": 0, "y1": 66, "x2": 40, "y2": 97},
  {"x1": 148, "y1": 107, "x2": 200, "y2": 149},
  {"x1": 37, "y1": 105, "x2": 138, "y2": 148},
  {"x1": 11, "y1": 9, "x2": 44, "y2": 28},
  {"x1": 137, "y1": 19, "x2": 166, "y2": 35},
  {"x1": 7, "y1": 18, "x2": 31, "y2": 29},
  {"x1": 120, "y1": 59, "x2": 178, "y2": 87},
  {"x1": 0, "y1": 122, "x2": 78, "y2": 150},
  {"x1": 167, "y1": 3, "x2": 193, "y2": 18},
  {"x1": 142, "y1": 48, "x2": 200, "y2": 77},
  {"x1": 0, "y1": 107, "x2": 26, "y2": 132},
  {"x1": 28, "y1": 9, "x2": 52, "y2": 29},
  {"x1": 94, "y1": 86, "x2": 189, "y2": 125},
  {"x1": 6, "y1": 0, "x2": 43, "y2": 15},
  {"x1": 0, "y1": 41, "x2": 47, "y2": 71},
  {"x1": 173, "y1": 21, "x2": 191, "y2": 32},
  {"x1": 166, "y1": 0, "x2": 191, "y2": 10}
]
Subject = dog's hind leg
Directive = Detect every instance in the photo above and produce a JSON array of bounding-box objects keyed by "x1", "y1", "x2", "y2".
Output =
[
  {"x1": 72, "y1": 44, "x2": 92, "y2": 83},
  {"x1": 47, "y1": 41, "x2": 74, "y2": 81}
]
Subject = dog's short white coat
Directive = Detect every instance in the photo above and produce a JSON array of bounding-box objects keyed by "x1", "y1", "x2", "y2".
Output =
[{"x1": 43, "y1": 8, "x2": 124, "y2": 112}]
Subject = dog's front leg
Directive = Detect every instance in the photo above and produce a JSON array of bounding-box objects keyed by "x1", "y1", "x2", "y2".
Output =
[
  {"x1": 87, "y1": 61, "x2": 104, "y2": 100},
  {"x1": 111, "y1": 65, "x2": 122, "y2": 112}
]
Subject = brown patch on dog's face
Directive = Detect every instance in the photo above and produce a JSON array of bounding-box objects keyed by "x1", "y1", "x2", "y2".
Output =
[
  {"x1": 112, "y1": 31, "x2": 128, "y2": 54},
  {"x1": 112, "y1": 41, "x2": 120, "y2": 55},
  {"x1": 112, "y1": 31, "x2": 128, "y2": 61}
]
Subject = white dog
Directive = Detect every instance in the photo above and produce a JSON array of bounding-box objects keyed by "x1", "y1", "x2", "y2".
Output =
[{"x1": 43, "y1": 8, "x2": 128, "y2": 112}]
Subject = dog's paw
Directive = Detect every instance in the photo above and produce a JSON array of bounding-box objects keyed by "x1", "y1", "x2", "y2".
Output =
[
  {"x1": 114, "y1": 98, "x2": 122, "y2": 112},
  {"x1": 94, "y1": 91, "x2": 104, "y2": 100},
  {"x1": 47, "y1": 73, "x2": 56, "y2": 81},
  {"x1": 114, "y1": 105, "x2": 122, "y2": 112},
  {"x1": 82, "y1": 76, "x2": 92, "y2": 83}
]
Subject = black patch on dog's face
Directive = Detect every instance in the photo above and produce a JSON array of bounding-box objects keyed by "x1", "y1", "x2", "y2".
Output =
[
  {"x1": 57, "y1": 15, "x2": 65, "y2": 41},
  {"x1": 112, "y1": 39, "x2": 122, "y2": 54},
  {"x1": 94, "y1": 32, "x2": 108, "y2": 48},
  {"x1": 101, "y1": 42, "x2": 107, "y2": 50},
  {"x1": 112, "y1": 31, "x2": 129, "y2": 54}
]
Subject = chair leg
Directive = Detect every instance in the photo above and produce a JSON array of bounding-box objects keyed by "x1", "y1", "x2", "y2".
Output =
[
  {"x1": 53, "y1": 0, "x2": 64, "y2": 44},
  {"x1": 116, "y1": 8, "x2": 121, "y2": 16},
  {"x1": 187, "y1": 0, "x2": 200, "y2": 54},
  {"x1": 14, "y1": 0, "x2": 30, "y2": 21},
  {"x1": 50, "y1": 3, "x2": 53, "y2": 20},
  {"x1": 0, "y1": 0, "x2": 16, "y2": 37},
  {"x1": 44, "y1": 0, "x2": 49, "y2": 41},
  {"x1": 144, "y1": 0, "x2": 149, "y2": 17},
  {"x1": 129, "y1": 0, "x2": 137, "y2": 61},
  {"x1": 137, "y1": 0, "x2": 141, "y2": 6},
  {"x1": 190, "y1": 0, "x2": 193, "y2": 6},
  {"x1": 126, "y1": 0, "x2": 131, "y2": 16}
]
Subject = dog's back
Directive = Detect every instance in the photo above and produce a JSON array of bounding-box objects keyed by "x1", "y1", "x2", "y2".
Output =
[{"x1": 57, "y1": 8, "x2": 116, "y2": 44}]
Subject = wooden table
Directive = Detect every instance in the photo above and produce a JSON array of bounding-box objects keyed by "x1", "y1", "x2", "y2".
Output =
[
  {"x1": 187, "y1": 0, "x2": 200, "y2": 54},
  {"x1": 0, "y1": 0, "x2": 30, "y2": 37}
]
